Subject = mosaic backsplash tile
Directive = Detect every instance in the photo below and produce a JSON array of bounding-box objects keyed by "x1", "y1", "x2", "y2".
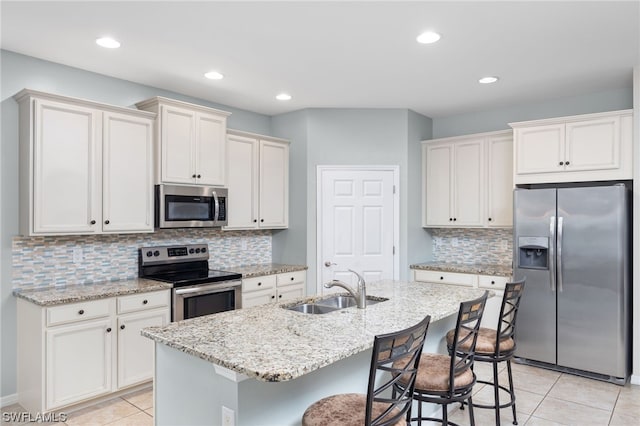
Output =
[
  {"x1": 13, "y1": 229, "x2": 271, "y2": 289},
  {"x1": 431, "y1": 228, "x2": 512, "y2": 266}
]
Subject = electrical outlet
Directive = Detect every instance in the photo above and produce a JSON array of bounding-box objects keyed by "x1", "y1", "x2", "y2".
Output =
[
  {"x1": 241, "y1": 238, "x2": 248, "y2": 251},
  {"x1": 221, "y1": 406, "x2": 235, "y2": 426},
  {"x1": 451, "y1": 237, "x2": 459, "y2": 247},
  {"x1": 72, "y1": 248, "x2": 83, "y2": 264}
]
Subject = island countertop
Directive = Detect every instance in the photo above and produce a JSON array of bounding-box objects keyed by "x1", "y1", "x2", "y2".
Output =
[
  {"x1": 142, "y1": 280, "x2": 488, "y2": 382},
  {"x1": 410, "y1": 261, "x2": 512, "y2": 277}
]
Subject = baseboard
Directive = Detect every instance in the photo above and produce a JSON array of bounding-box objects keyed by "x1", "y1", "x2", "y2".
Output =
[
  {"x1": 630, "y1": 374, "x2": 640, "y2": 386},
  {"x1": 1, "y1": 393, "x2": 19, "y2": 408}
]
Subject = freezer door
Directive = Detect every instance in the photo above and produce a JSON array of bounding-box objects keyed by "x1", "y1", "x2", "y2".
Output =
[
  {"x1": 556, "y1": 185, "x2": 629, "y2": 378},
  {"x1": 513, "y1": 188, "x2": 557, "y2": 364}
]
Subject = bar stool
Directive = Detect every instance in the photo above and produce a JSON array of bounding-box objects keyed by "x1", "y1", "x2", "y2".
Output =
[
  {"x1": 394, "y1": 292, "x2": 488, "y2": 426},
  {"x1": 302, "y1": 314, "x2": 431, "y2": 426},
  {"x1": 446, "y1": 279, "x2": 526, "y2": 425}
]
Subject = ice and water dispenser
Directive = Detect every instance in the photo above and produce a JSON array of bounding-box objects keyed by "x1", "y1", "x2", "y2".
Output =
[{"x1": 517, "y1": 237, "x2": 549, "y2": 269}]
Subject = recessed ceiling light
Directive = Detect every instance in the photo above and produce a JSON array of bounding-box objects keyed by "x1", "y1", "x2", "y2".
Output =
[
  {"x1": 204, "y1": 71, "x2": 224, "y2": 80},
  {"x1": 96, "y1": 37, "x2": 120, "y2": 49},
  {"x1": 416, "y1": 31, "x2": 441, "y2": 44},
  {"x1": 276, "y1": 93, "x2": 292, "y2": 101},
  {"x1": 479, "y1": 76, "x2": 499, "y2": 84}
]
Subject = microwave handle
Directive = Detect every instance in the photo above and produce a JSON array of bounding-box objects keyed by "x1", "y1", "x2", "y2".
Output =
[{"x1": 211, "y1": 190, "x2": 220, "y2": 221}]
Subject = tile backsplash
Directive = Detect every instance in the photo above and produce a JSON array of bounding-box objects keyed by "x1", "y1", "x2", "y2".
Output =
[
  {"x1": 12, "y1": 229, "x2": 271, "y2": 289},
  {"x1": 431, "y1": 228, "x2": 512, "y2": 265}
]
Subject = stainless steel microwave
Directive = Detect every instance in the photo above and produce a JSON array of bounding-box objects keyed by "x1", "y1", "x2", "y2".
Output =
[{"x1": 155, "y1": 184, "x2": 228, "y2": 228}]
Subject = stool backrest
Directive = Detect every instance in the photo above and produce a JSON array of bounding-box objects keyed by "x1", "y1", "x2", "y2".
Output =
[
  {"x1": 447, "y1": 292, "x2": 488, "y2": 393},
  {"x1": 495, "y1": 279, "x2": 526, "y2": 356},
  {"x1": 366, "y1": 315, "x2": 431, "y2": 426}
]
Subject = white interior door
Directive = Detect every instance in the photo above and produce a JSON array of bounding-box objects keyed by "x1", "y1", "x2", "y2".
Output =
[{"x1": 318, "y1": 167, "x2": 398, "y2": 295}]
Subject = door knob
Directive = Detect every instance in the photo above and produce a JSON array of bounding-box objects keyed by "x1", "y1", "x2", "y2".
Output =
[{"x1": 324, "y1": 261, "x2": 336, "y2": 267}]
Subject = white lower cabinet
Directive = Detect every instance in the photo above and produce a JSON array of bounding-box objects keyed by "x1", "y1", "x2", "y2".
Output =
[
  {"x1": 412, "y1": 269, "x2": 510, "y2": 329},
  {"x1": 241, "y1": 270, "x2": 306, "y2": 308},
  {"x1": 17, "y1": 290, "x2": 170, "y2": 412}
]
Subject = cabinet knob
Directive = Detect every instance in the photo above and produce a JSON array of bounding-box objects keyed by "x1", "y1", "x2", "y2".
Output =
[
  {"x1": 559, "y1": 161, "x2": 564, "y2": 166},
  {"x1": 104, "y1": 220, "x2": 110, "y2": 225},
  {"x1": 192, "y1": 174, "x2": 197, "y2": 178},
  {"x1": 290, "y1": 277, "x2": 294, "y2": 281},
  {"x1": 491, "y1": 280, "x2": 496, "y2": 285},
  {"x1": 488, "y1": 218, "x2": 492, "y2": 221},
  {"x1": 271, "y1": 295, "x2": 275, "y2": 299},
  {"x1": 78, "y1": 309, "x2": 85, "y2": 315},
  {"x1": 453, "y1": 218, "x2": 457, "y2": 221},
  {"x1": 106, "y1": 327, "x2": 112, "y2": 333},
  {"x1": 143, "y1": 299, "x2": 148, "y2": 304},
  {"x1": 261, "y1": 219, "x2": 264, "y2": 223},
  {"x1": 449, "y1": 218, "x2": 453, "y2": 221},
  {"x1": 120, "y1": 325, "x2": 126, "y2": 330},
  {"x1": 258, "y1": 282, "x2": 262, "y2": 286},
  {"x1": 565, "y1": 161, "x2": 570, "y2": 166},
  {"x1": 253, "y1": 219, "x2": 257, "y2": 223},
  {"x1": 440, "y1": 276, "x2": 444, "y2": 280},
  {"x1": 197, "y1": 174, "x2": 202, "y2": 178},
  {"x1": 90, "y1": 220, "x2": 96, "y2": 225},
  {"x1": 279, "y1": 294, "x2": 282, "y2": 298}
]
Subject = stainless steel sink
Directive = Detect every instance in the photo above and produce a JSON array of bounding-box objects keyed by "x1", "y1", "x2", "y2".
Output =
[
  {"x1": 287, "y1": 303, "x2": 339, "y2": 314},
  {"x1": 286, "y1": 295, "x2": 388, "y2": 314}
]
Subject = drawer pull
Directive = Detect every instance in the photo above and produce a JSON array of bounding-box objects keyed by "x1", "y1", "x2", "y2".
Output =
[
  {"x1": 120, "y1": 325, "x2": 126, "y2": 330},
  {"x1": 279, "y1": 294, "x2": 282, "y2": 298},
  {"x1": 258, "y1": 282, "x2": 262, "y2": 286},
  {"x1": 271, "y1": 295, "x2": 275, "y2": 299},
  {"x1": 78, "y1": 309, "x2": 85, "y2": 315},
  {"x1": 142, "y1": 299, "x2": 148, "y2": 305},
  {"x1": 106, "y1": 327, "x2": 112, "y2": 333},
  {"x1": 290, "y1": 277, "x2": 294, "y2": 281},
  {"x1": 491, "y1": 280, "x2": 496, "y2": 285},
  {"x1": 440, "y1": 276, "x2": 444, "y2": 280}
]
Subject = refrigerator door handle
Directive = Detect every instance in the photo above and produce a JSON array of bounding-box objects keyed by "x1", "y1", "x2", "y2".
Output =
[
  {"x1": 549, "y1": 216, "x2": 556, "y2": 292},
  {"x1": 557, "y1": 216, "x2": 564, "y2": 292}
]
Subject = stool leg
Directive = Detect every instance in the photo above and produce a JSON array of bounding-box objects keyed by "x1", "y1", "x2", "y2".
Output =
[
  {"x1": 442, "y1": 403, "x2": 448, "y2": 426},
  {"x1": 468, "y1": 396, "x2": 476, "y2": 426},
  {"x1": 507, "y1": 359, "x2": 518, "y2": 425},
  {"x1": 493, "y1": 361, "x2": 501, "y2": 426}
]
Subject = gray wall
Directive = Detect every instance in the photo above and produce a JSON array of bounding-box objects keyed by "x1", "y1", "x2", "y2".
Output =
[
  {"x1": 0, "y1": 50, "x2": 272, "y2": 400},
  {"x1": 433, "y1": 87, "x2": 633, "y2": 138}
]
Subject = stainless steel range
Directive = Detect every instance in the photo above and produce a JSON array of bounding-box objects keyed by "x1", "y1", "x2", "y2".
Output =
[{"x1": 138, "y1": 244, "x2": 242, "y2": 321}]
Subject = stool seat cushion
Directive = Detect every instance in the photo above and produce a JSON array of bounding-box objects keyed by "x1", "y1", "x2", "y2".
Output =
[
  {"x1": 446, "y1": 327, "x2": 515, "y2": 354},
  {"x1": 302, "y1": 393, "x2": 405, "y2": 426},
  {"x1": 395, "y1": 353, "x2": 474, "y2": 392}
]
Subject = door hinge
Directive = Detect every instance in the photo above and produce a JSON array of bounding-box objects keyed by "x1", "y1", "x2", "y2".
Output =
[
  {"x1": 393, "y1": 185, "x2": 396, "y2": 194},
  {"x1": 393, "y1": 246, "x2": 396, "y2": 255}
]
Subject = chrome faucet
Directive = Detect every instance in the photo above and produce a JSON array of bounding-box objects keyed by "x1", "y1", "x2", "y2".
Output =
[{"x1": 324, "y1": 269, "x2": 367, "y2": 308}]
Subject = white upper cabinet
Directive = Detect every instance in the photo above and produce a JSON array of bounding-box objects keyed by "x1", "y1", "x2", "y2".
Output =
[
  {"x1": 16, "y1": 89, "x2": 155, "y2": 236},
  {"x1": 136, "y1": 97, "x2": 230, "y2": 186},
  {"x1": 422, "y1": 130, "x2": 512, "y2": 228},
  {"x1": 225, "y1": 130, "x2": 289, "y2": 230},
  {"x1": 511, "y1": 110, "x2": 632, "y2": 184}
]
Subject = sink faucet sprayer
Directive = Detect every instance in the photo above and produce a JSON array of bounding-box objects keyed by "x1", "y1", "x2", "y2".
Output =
[{"x1": 323, "y1": 268, "x2": 367, "y2": 309}]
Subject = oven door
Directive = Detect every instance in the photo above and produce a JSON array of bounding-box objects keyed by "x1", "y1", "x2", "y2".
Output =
[{"x1": 172, "y1": 281, "x2": 241, "y2": 321}]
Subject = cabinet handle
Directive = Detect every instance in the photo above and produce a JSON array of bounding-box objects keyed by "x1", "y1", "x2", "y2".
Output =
[
  {"x1": 104, "y1": 220, "x2": 110, "y2": 225},
  {"x1": 106, "y1": 328, "x2": 112, "y2": 333},
  {"x1": 90, "y1": 220, "x2": 96, "y2": 225},
  {"x1": 565, "y1": 161, "x2": 570, "y2": 166},
  {"x1": 120, "y1": 325, "x2": 126, "y2": 330},
  {"x1": 143, "y1": 299, "x2": 148, "y2": 304},
  {"x1": 78, "y1": 309, "x2": 85, "y2": 315},
  {"x1": 559, "y1": 161, "x2": 564, "y2": 166}
]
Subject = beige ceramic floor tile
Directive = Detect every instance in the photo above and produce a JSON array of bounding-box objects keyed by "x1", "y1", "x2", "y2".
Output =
[
  {"x1": 609, "y1": 410, "x2": 640, "y2": 426},
  {"x1": 532, "y1": 396, "x2": 612, "y2": 426},
  {"x1": 501, "y1": 367, "x2": 559, "y2": 396},
  {"x1": 447, "y1": 402, "x2": 530, "y2": 426},
  {"x1": 473, "y1": 361, "x2": 506, "y2": 384},
  {"x1": 511, "y1": 363, "x2": 562, "y2": 381},
  {"x1": 65, "y1": 398, "x2": 139, "y2": 426},
  {"x1": 121, "y1": 388, "x2": 153, "y2": 411},
  {"x1": 104, "y1": 411, "x2": 152, "y2": 426},
  {"x1": 1, "y1": 404, "x2": 26, "y2": 425},
  {"x1": 613, "y1": 383, "x2": 640, "y2": 420},
  {"x1": 472, "y1": 383, "x2": 544, "y2": 416},
  {"x1": 144, "y1": 409, "x2": 153, "y2": 418},
  {"x1": 547, "y1": 373, "x2": 620, "y2": 411},
  {"x1": 524, "y1": 416, "x2": 567, "y2": 426}
]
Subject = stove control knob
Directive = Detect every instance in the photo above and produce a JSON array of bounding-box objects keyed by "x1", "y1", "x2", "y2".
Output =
[
  {"x1": 146, "y1": 251, "x2": 153, "y2": 257},
  {"x1": 189, "y1": 248, "x2": 195, "y2": 254},
  {"x1": 201, "y1": 247, "x2": 207, "y2": 253},
  {"x1": 195, "y1": 248, "x2": 201, "y2": 253},
  {"x1": 153, "y1": 250, "x2": 160, "y2": 257}
]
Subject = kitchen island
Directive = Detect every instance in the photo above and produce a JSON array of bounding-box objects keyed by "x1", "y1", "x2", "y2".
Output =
[{"x1": 142, "y1": 280, "x2": 488, "y2": 426}]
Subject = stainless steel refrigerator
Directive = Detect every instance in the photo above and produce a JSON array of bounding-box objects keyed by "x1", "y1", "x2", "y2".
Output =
[{"x1": 513, "y1": 184, "x2": 631, "y2": 384}]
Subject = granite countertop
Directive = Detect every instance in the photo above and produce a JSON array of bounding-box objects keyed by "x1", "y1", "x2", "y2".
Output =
[
  {"x1": 13, "y1": 278, "x2": 173, "y2": 306},
  {"x1": 410, "y1": 262, "x2": 512, "y2": 277},
  {"x1": 227, "y1": 263, "x2": 308, "y2": 278},
  {"x1": 141, "y1": 280, "x2": 488, "y2": 382}
]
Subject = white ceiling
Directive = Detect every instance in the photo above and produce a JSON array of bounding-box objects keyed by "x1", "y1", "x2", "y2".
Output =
[{"x1": 1, "y1": 1, "x2": 639, "y2": 118}]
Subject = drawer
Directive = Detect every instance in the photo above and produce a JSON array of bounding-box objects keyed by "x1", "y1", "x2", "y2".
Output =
[
  {"x1": 117, "y1": 290, "x2": 170, "y2": 314},
  {"x1": 242, "y1": 275, "x2": 277, "y2": 293},
  {"x1": 478, "y1": 275, "x2": 509, "y2": 291},
  {"x1": 47, "y1": 298, "x2": 114, "y2": 327},
  {"x1": 413, "y1": 270, "x2": 476, "y2": 287},
  {"x1": 277, "y1": 270, "x2": 306, "y2": 287}
]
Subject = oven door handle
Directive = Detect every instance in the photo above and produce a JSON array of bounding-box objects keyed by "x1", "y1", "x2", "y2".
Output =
[{"x1": 175, "y1": 282, "x2": 240, "y2": 296}]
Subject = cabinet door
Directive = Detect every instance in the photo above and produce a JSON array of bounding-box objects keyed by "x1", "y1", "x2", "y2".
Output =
[
  {"x1": 102, "y1": 112, "x2": 154, "y2": 233},
  {"x1": 160, "y1": 105, "x2": 195, "y2": 184},
  {"x1": 241, "y1": 288, "x2": 277, "y2": 308},
  {"x1": 565, "y1": 116, "x2": 620, "y2": 172},
  {"x1": 453, "y1": 139, "x2": 484, "y2": 226},
  {"x1": 276, "y1": 283, "x2": 306, "y2": 303},
  {"x1": 195, "y1": 112, "x2": 227, "y2": 186},
  {"x1": 46, "y1": 318, "x2": 114, "y2": 410},
  {"x1": 225, "y1": 134, "x2": 259, "y2": 229},
  {"x1": 514, "y1": 124, "x2": 564, "y2": 174},
  {"x1": 259, "y1": 140, "x2": 289, "y2": 228},
  {"x1": 33, "y1": 99, "x2": 101, "y2": 234},
  {"x1": 487, "y1": 135, "x2": 513, "y2": 227},
  {"x1": 423, "y1": 143, "x2": 452, "y2": 226},
  {"x1": 117, "y1": 309, "x2": 169, "y2": 389}
]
